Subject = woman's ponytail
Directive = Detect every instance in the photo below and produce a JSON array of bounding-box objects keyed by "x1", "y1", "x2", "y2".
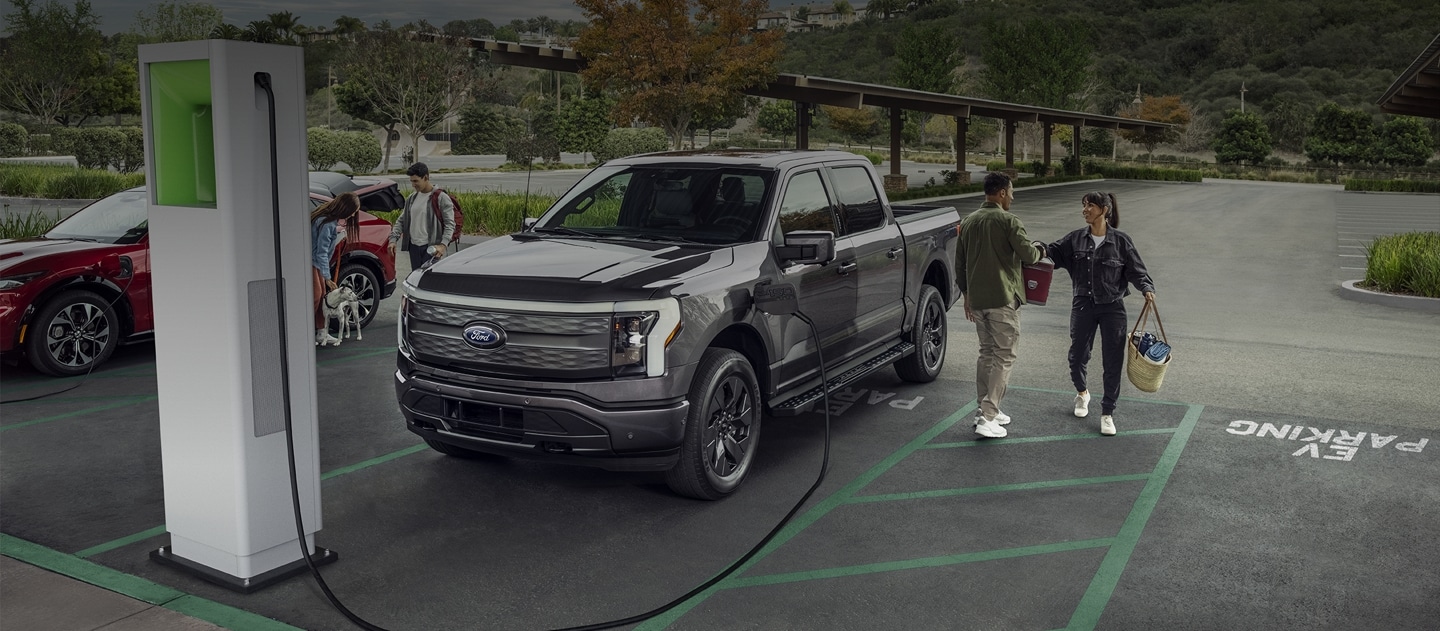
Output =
[{"x1": 1107, "y1": 193, "x2": 1120, "y2": 229}]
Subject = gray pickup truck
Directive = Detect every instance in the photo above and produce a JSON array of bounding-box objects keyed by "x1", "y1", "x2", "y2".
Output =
[{"x1": 395, "y1": 150, "x2": 961, "y2": 499}]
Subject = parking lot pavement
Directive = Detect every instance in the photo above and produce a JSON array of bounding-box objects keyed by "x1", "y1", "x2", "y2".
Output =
[{"x1": 2, "y1": 179, "x2": 1437, "y2": 630}]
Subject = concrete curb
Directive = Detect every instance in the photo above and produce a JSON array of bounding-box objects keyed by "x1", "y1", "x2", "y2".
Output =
[{"x1": 1338, "y1": 280, "x2": 1440, "y2": 313}]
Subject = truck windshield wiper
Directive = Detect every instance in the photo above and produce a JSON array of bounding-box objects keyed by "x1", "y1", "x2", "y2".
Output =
[
  {"x1": 534, "y1": 226, "x2": 605, "y2": 238},
  {"x1": 620, "y1": 233, "x2": 705, "y2": 244}
]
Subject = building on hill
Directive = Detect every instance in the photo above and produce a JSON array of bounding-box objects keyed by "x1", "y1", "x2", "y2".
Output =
[{"x1": 757, "y1": 3, "x2": 866, "y2": 32}]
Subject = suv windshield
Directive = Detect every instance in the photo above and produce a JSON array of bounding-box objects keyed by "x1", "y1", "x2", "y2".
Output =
[
  {"x1": 537, "y1": 165, "x2": 773, "y2": 245},
  {"x1": 45, "y1": 189, "x2": 148, "y2": 244}
]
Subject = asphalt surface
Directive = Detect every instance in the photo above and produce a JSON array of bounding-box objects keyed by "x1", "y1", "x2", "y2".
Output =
[{"x1": 1, "y1": 179, "x2": 1437, "y2": 630}]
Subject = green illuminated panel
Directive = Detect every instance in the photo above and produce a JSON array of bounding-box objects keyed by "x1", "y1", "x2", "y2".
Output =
[{"x1": 148, "y1": 60, "x2": 216, "y2": 208}]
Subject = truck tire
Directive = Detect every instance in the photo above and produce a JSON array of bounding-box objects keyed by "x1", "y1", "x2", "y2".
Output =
[
  {"x1": 26, "y1": 289, "x2": 119, "y2": 377},
  {"x1": 665, "y1": 348, "x2": 762, "y2": 500},
  {"x1": 895, "y1": 284, "x2": 946, "y2": 383}
]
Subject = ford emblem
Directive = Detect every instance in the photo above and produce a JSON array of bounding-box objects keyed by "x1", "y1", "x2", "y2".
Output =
[{"x1": 462, "y1": 322, "x2": 506, "y2": 350}]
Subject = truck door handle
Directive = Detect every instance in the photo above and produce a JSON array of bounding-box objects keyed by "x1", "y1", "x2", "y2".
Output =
[
  {"x1": 838, "y1": 261, "x2": 857, "y2": 275},
  {"x1": 886, "y1": 247, "x2": 902, "y2": 259}
]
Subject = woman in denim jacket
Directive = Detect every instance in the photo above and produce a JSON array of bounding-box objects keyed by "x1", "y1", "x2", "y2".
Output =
[
  {"x1": 1045, "y1": 192, "x2": 1155, "y2": 436},
  {"x1": 311, "y1": 192, "x2": 360, "y2": 346}
]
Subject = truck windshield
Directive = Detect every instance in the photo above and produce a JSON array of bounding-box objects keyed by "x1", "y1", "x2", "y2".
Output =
[{"x1": 536, "y1": 165, "x2": 773, "y2": 245}]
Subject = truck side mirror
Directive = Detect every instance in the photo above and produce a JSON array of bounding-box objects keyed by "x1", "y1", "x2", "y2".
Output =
[
  {"x1": 522, "y1": 217, "x2": 539, "y2": 231},
  {"x1": 776, "y1": 230, "x2": 835, "y2": 265}
]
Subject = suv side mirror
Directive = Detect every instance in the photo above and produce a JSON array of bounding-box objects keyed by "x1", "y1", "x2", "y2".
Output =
[
  {"x1": 522, "y1": 217, "x2": 539, "y2": 231},
  {"x1": 776, "y1": 230, "x2": 835, "y2": 265}
]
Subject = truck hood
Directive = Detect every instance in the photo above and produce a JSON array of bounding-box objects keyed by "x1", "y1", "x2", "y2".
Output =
[{"x1": 415, "y1": 235, "x2": 735, "y2": 302}]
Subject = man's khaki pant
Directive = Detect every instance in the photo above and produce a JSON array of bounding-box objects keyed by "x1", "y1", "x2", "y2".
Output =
[{"x1": 974, "y1": 302, "x2": 1021, "y2": 421}]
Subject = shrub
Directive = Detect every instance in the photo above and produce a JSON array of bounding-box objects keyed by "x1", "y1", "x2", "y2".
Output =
[
  {"x1": 72, "y1": 127, "x2": 128, "y2": 171},
  {"x1": 50, "y1": 126, "x2": 82, "y2": 157},
  {"x1": 307, "y1": 127, "x2": 345, "y2": 170},
  {"x1": 887, "y1": 173, "x2": 1102, "y2": 201},
  {"x1": 114, "y1": 127, "x2": 144, "y2": 173},
  {"x1": 1364, "y1": 231, "x2": 1440, "y2": 298},
  {"x1": 25, "y1": 133, "x2": 52, "y2": 156},
  {"x1": 452, "y1": 104, "x2": 524, "y2": 155},
  {"x1": 1344, "y1": 179, "x2": 1440, "y2": 193},
  {"x1": 984, "y1": 159, "x2": 1008, "y2": 171},
  {"x1": 1085, "y1": 162, "x2": 1203, "y2": 182},
  {"x1": 503, "y1": 134, "x2": 561, "y2": 165},
  {"x1": 0, "y1": 164, "x2": 144, "y2": 198},
  {"x1": 0, "y1": 122, "x2": 26, "y2": 157},
  {"x1": 0, "y1": 209, "x2": 63, "y2": 240},
  {"x1": 594, "y1": 127, "x2": 669, "y2": 163},
  {"x1": 848, "y1": 149, "x2": 883, "y2": 165},
  {"x1": 336, "y1": 130, "x2": 381, "y2": 173}
]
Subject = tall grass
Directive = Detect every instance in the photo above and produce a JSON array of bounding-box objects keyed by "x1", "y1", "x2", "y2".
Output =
[
  {"x1": 1364, "y1": 232, "x2": 1440, "y2": 298},
  {"x1": 375, "y1": 190, "x2": 560, "y2": 235},
  {"x1": 0, "y1": 209, "x2": 63, "y2": 240},
  {"x1": 0, "y1": 164, "x2": 144, "y2": 198}
]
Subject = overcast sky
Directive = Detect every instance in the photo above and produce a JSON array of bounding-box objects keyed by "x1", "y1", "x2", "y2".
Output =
[{"x1": 88, "y1": 1, "x2": 803, "y2": 35}]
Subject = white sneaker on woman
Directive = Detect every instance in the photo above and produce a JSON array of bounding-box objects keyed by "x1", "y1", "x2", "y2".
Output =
[
  {"x1": 1100, "y1": 415, "x2": 1116, "y2": 436},
  {"x1": 1074, "y1": 392, "x2": 1091, "y2": 418}
]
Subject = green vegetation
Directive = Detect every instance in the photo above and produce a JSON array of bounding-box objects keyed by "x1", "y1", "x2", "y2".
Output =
[
  {"x1": 0, "y1": 164, "x2": 145, "y2": 199},
  {"x1": 379, "y1": 190, "x2": 559, "y2": 235},
  {"x1": 1085, "y1": 163, "x2": 1204, "y2": 182},
  {"x1": 0, "y1": 208, "x2": 64, "y2": 240},
  {"x1": 1344, "y1": 179, "x2": 1440, "y2": 194},
  {"x1": 889, "y1": 173, "x2": 1101, "y2": 201},
  {"x1": 1364, "y1": 232, "x2": 1440, "y2": 298}
]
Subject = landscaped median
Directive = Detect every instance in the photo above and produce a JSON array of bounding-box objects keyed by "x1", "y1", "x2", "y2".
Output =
[
  {"x1": 0, "y1": 163, "x2": 144, "y2": 199},
  {"x1": 1341, "y1": 231, "x2": 1440, "y2": 312},
  {"x1": 1343, "y1": 179, "x2": 1440, "y2": 193}
]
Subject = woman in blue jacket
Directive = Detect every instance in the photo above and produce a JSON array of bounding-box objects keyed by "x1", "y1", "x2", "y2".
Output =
[
  {"x1": 311, "y1": 193, "x2": 360, "y2": 345},
  {"x1": 1046, "y1": 192, "x2": 1156, "y2": 436}
]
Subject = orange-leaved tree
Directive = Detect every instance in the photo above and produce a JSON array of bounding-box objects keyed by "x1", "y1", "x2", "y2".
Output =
[
  {"x1": 575, "y1": 0, "x2": 783, "y2": 150},
  {"x1": 1118, "y1": 95, "x2": 1193, "y2": 160}
]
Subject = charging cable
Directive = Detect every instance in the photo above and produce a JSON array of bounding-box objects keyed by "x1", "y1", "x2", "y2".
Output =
[
  {"x1": 259, "y1": 70, "x2": 832, "y2": 630},
  {"x1": 0, "y1": 267, "x2": 135, "y2": 404}
]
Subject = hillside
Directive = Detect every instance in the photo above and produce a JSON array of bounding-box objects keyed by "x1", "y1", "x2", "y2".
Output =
[{"x1": 775, "y1": 0, "x2": 1439, "y2": 122}]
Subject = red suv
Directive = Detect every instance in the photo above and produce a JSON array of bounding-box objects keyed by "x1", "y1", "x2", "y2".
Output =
[{"x1": 0, "y1": 172, "x2": 401, "y2": 376}]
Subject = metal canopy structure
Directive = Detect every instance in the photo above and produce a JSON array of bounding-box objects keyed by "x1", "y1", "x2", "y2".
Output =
[
  {"x1": 463, "y1": 38, "x2": 1174, "y2": 185},
  {"x1": 1377, "y1": 33, "x2": 1440, "y2": 120}
]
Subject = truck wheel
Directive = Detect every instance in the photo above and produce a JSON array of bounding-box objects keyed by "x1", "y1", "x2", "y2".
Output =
[
  {"x1": 895, "y1": 284, "x2": 946, "y2": 383},
  {"x1": 26, "y1": 290, "x2": 119, "y2": 377},
  {"x1": 665, "y1": 348, "x2": 762, "y2": 500},
  {"x1": 337, "y1": 263, "x2": 380, "y2": 329}
]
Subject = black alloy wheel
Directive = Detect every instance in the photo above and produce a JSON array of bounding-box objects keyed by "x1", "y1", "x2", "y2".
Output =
[
  {"x1": 26, "y1": 290, "x2": 119, "y2": 377},
  {"x1": 667, "y1": 348, "x2": 762, "y2": 500},
  {"x1": 896, "y1": 284, "x2": 946, "y2": 383}
]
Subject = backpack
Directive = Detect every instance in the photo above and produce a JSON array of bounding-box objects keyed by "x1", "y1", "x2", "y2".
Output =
[{"x1": 425, "y1": 188, "x2": 463, "y2": 244}]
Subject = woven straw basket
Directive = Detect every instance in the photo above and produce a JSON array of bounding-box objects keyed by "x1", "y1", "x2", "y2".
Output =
[{"x1": 1126, "y1": 301, "x2": 1170, "y2": 393}]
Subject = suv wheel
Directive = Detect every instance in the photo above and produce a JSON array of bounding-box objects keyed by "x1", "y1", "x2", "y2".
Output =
[
  {"x1": 666, "y1": 348, "x2": 762, "y2": 500},
  {"x1": 26, "y1": 290, "x2": 119, "y2": 377},
  {"x1": 338, "y1": 263, "x2": 380, "y2": 329},
  {"x1": 895, "y1": 284, "x2": 946, "y2": 383}
]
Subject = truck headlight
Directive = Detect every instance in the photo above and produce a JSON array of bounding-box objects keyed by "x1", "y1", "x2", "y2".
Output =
[{"x1": 611, "y1": 311, "x2": 657, "y2": 376}]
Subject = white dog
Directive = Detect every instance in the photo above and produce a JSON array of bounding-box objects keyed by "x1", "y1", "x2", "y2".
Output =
[{"x1": 321, "y1": 285, "x2": 362, "y2": 345}]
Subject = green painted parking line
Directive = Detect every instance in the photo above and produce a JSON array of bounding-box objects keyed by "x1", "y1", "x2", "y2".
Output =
[
  {"x1": 1, "y1": 533, "x2": 303, "y2": 631},
  {"x1": 321, "y1": 443, "x2": 428, "y2": 480},
  {"x1": 846, "y1": 473, "x2": 1153, "y2": 505},
  {"x1": 75, "y1": 525, "x2": 168, "y2": 559},
  {"x1": 0, "y1": 396, "x2": 156, "y2": 432},
  {"x1": 1065, "y1": 404, "x2": 1203, "y2": 630},
  {"x1": 722, "y1": 538, "x2": 1116, "y2": 589},
  {"x1": 924, "y1": 427, "x2": 1177, "y2": 450},
  {"x1": 632, "y1": 400, "x2": 978, "y2": 631}
]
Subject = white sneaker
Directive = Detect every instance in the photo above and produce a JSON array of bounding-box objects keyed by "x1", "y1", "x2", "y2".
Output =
[
  {"x1": 1100, "y1": 415, "x2": 1116, "y2": 436},
  {"x1": 974, "y1": 410, "x2": 1011, "y2": 426},
  {"x1": 974, "y1": 418, "x2": 1008, "y2": 438},
  {"x1": 1074, "y1": 392, "x2": 1091, "y2": 418}
]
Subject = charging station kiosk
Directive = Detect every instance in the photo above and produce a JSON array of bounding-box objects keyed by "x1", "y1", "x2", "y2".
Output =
[{"x1": 139, "y1": 40, "x2": 334, "y2": 592}]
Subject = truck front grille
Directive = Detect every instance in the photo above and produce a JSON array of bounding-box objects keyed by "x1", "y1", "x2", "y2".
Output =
[{"x1": 405, "y1": 300, "x2": 613, "y2": 377}]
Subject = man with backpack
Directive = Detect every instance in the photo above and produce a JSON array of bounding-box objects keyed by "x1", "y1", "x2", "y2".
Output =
[{"x1": 388, "y1": 162, "x2": 458, "y2": 271}]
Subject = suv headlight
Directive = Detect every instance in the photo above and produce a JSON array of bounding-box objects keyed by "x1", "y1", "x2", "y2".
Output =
[{"x1": 611, "y1": 311, "x2": 657, "y2": 376}]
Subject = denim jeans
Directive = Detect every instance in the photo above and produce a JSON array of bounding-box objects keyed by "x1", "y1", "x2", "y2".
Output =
[{"x1": 1068, "y1": 296, "x2": 1127, "y2": 415}]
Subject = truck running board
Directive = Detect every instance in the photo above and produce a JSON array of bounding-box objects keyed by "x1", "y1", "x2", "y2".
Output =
[{"x1": 769, "y1": 342, "x2": 915, "y2": 416}]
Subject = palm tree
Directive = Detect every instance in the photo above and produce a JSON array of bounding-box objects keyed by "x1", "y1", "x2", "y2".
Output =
[
  {"x1": 209, "y1": 23, "x2": 244, "y2": 40},
  {"x1": 333, "y1": 16, "x2": 367, "y2": 36},
  {"x1": 243, "y1": 20, "x2": 280, "y2": 44},
  {"x1": 266, "y1": 11, "x2": 300, "y2": 42}
]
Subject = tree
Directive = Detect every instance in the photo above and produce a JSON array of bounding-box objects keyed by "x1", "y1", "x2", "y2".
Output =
[
  {"x1": 1212, "y1": 110, "x2": 1271, "y2": 165},
  {"x1": 208, "y1": 23, "x2": 242, "y2": 39},
  {"x1": 334, "y1": 80, "x2": 399, "y2": 169},
  {"x1": 1118, "y1": 95, "x2": 1193, "y2": 159},
  {"x1": 756, "y1": 100, "x2": 797, "y2": 146},
  {"x1": 554, "y1": 96, "x2": 612, "y2": 161},
  {"x1": 131, "y1": 1, "x2": 222, "y2": 42},
  {"x1": 865, "y1": 0, "x2": 903, "y2": 20},
  {"x1": 978, "y1": 19, "x2": 1093, "y2": 111},
  {"x1": 823, "y1": 105, "x2": 878, "y2": 146},
  {"x1": 0, "y1": 0, "x2": 112, "y2": 125},
  {"x1": 266, "y1": 10, "x2": 300, "y2": 43},
  {"x1": 451, "y1": 103, "x2": 523, "y2": 155},
  {"x1": 331, "y1": 15, "x2": 365, "y2": 36},
  {"x1": 1262, "y1": 98, "x2": 1313, "y2": 153},
  {"x1": 1304, "y1": 102, "x2": 1375, "y2": 166},
  {"x1": 1376, "y1": 117, "x2": 1433, "y2": 168},
  {"x1": 574, "y1": 0, "x2": 783, "y2": 150},
  {"x1": 893, "y1": 23, "x2": 957, "y2": 95},
  {"x1": 339, "y1": 28, "x2": 492, "y2": 168}
]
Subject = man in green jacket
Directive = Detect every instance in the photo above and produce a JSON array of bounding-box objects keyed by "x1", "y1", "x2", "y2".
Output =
[{"x1": 957, "y1": 172, "x2": 1044, "y2": 438}]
